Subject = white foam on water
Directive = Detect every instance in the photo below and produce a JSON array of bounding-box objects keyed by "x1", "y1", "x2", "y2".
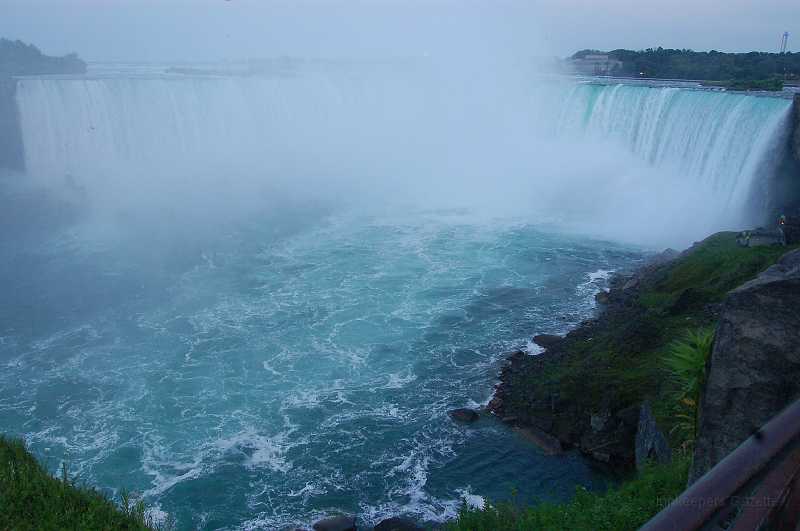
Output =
[
  {"x1": 142, "y1": 424, "x2": 299, "y2": 498},
  {"x1": 456, "y1": 487, "x2": 487, "y2": 510},
  {"x1": 142, "y1": 439, "x2": 206, "y2": 497},
  {"x1": 30, "y1": 323, "x2": 101, "y2": 353},
  {"x1": 588, "y1": 269, "x2": 614, "y2": 283},
  {"x1": 524, "y1": 339, "x2": 544, "y2": 356},
  {"x1": 144, "y1": 505, "x2": 171, "y2": 527},
  {"x1": 466, "y1": 394, "x2": 493, "y2": 409},
  {"x1": 574, "y1": 267, "x2": 616, "y2": 311},
  {"x1": 384, "y1": 370, "x2": 417, "y2": 389},
  {"x1": 261, "y1": 360, "x2": 282, "y2": 376},
  {"x1": 287, "y1": 482, "x2": 327, "y2": 505},
  {"x1": 319, "y1": 403, "x2": 410, "y2": 430}
]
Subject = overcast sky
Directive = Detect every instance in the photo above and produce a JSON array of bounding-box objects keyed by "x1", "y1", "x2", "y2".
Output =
[{"x1": 1, "y1": 0, "x2": 798, "y2": 62}]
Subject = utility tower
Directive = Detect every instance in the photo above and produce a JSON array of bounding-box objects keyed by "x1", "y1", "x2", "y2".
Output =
[{"x1": 780, "y1": 32, "x2": 789, "y2": 54}]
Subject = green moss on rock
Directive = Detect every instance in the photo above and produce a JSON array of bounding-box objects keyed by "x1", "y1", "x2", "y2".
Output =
[{"x1": 491, "y1": 232, "x2": 797, "y2": 464}]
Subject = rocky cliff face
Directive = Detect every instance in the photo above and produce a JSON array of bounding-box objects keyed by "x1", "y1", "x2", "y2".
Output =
[
  {"x1": 794, "y1": 94, "x2": 800, "y2": 164},
  {"x1": 488, "y1": 248, "x2": 683, "y2": 467},
  {"x1": 690, "y1": 249, "x2": 800, "y2": 483},
  {"x1": 762, "y1": 94, "x2": 800, "y2": 221},
  {"x1": 490, "y1": 233, "x2": 794, "y2": 471}
]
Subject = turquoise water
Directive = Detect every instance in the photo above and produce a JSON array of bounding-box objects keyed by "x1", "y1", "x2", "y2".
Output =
[{"x1": 0, "y1": 207, "x2": 642, "y2": 529}]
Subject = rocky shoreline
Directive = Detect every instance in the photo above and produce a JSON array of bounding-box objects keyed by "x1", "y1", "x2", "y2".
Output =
[
  {"x1": 485, "y1": 247, "x2": 682, "y2": 468},
  {"x1": 308, "y1": 515, "x2": 422, "y2": 531},
  {"x1": 485, "y1": 223, "x2": 800, "y2": 477}
]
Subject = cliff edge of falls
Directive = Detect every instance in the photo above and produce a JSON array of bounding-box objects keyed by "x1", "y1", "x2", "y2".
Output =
[
  {"x1": 794, "y1": 94, "x2": 800, "y2": 164},
  {"x1": 488, "y1": 228, "x2": 800, "y2": 473}
]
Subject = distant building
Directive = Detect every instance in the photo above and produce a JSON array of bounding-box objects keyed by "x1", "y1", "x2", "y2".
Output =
[{"x1": 569, "y1": 54, "x2": 623, "y2": 76}]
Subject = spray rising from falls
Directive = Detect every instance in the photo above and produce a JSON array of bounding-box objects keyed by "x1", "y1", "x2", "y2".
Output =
[{"x1": 13, "y1": 71, "x2": 793, "y2": 244}]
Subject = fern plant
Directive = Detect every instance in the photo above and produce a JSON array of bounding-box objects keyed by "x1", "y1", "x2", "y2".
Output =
[{"x1": 664, "y1": 328, "x2": 714, "y2": 448}]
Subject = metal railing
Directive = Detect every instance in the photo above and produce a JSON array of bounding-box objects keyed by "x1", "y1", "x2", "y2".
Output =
[{"x1": 641, "y1": 399, "x2": 800, "y2": 531}]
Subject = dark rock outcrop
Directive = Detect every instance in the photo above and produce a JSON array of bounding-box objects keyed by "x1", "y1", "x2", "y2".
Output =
[
  {"x1": 448, "y1": 408, "x2": 479, "y2": 423},
  {"x1": 373, "y1": 517, "x2": 423, "y2": 531},
  {"x1": 780, "y1": 215, "x2": 800, "y2": 245},
  {"x1": 690, "y1": 249, "x2": 800, "y2": 483},
  {"x1": 487, "y1": 238, "x2": 752, "y2": 468},
  {"x1": 578, "y1": 404, "x2": 640, "y2": 465},
  {"x1": 488, "y1": 305, "x2": 649, "y2": 467},
  {"x1": 594, "y1": 290, "x2": 610, "y2": 305},
  {"x1": 735, "y1": 228, "x2": 785, "y2": 248},
  {"x1": 667, "y1": 287, "x2": 706, "y2": 315},
  {"x1": 793, "y1": 93, "x2": 800, "y2": 164},
  {"x1": 312, "y1": 516, "x2": 357, "y2": 531},
  {"x1": 532, "y1": 334, "x2": 563, "y2": 349},
  {"x1": 634, "y1": 402, "x2": 671, "y2": 470}
]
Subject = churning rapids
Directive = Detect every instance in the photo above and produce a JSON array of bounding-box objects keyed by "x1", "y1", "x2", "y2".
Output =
[{"x1": 0, "y1": 63, "x2": 793, "y2": 529}]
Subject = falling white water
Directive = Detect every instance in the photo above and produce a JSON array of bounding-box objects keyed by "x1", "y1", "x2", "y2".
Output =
[
  {"x1": 554, "y1": 83, "x2": 791, "y2": 212},
  {"x1": 12, "y1": 69, "x2": 793, "y2": 245}
]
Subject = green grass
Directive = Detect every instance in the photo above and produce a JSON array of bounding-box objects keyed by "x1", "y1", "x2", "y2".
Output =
[
  {"x1": 444, "y1": 457, "x2": 690, "y2": 531},
  {"x1": 555, "y1": 234, "x2": 790, "y2": 426},
  {"x1": 642, "y1": 232, "x2": 793, "y2": 310},
  {"x1": 0, "y1": 436, "x2": 167, "y2": 530},
  {"x1": 663, "y1": 328, "x2": 714, "y2": 447}
]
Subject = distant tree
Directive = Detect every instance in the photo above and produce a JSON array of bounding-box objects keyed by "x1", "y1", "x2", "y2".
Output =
[{"x1": 578, "y1": 47, "x2": 800, "y2": 85}]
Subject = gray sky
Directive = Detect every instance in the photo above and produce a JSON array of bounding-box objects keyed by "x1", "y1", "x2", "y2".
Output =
[{"x1": 1, "y1": 0, "x2": 798, "y2": 62}]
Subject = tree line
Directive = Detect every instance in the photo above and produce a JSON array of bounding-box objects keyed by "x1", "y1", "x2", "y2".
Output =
[
  {"x1": 573, "y1": 47, "x2": 799, "y2": 83},
  {"x1": 0, "y1": 38, "x2": 86, "y2": 76}
]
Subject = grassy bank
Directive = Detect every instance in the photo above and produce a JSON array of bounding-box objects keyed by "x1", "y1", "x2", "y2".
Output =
[
  {"x1": 0, "y1": 436, "x2": 161, "y2": 530},
  {"x1": 445, "y1": 457, "x2": 690, "y2": 531},
  {"x1": 507, "y1": 232, "x2": 795, "y2": 445}
]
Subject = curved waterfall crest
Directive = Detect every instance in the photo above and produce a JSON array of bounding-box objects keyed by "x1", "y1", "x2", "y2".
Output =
[
  {"x1": 555, "y1": 83, "x2": 791, "y2": 207},
  {"x1": 12, "y1": 74, "x2": 793, "y2": 242}
]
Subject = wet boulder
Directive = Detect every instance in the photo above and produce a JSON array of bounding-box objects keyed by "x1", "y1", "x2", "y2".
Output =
[
  {"x1": 736, "y1": 228, "x2": 785, "y2": 247},
  {"x1": 313, "y1": 516, "x2": 357, "y2": 531},
  {"x1": 635, "y1": 402, "x2": 671, "y2": 470},
  {"x1": 373, "y1": 517, "x2": 423, "y2": 531},
  {"x1": 532, "y1": 334, "x2": 563, "y2": 349},
  {"x1": 594, "y1": 290, "x2": 610, "y2": 305}
]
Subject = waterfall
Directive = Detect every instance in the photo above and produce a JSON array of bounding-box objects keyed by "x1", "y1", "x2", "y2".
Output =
[
  {"x1": 12, "y1": 72, "x2": 794, "y2": 243},
  {"x1": 554, "y1": 83, "x2": 792, "y2": 212}
]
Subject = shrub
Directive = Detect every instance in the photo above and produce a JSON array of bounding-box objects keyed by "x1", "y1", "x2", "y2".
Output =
[
  {"x1": 0, "y1": 436, "x2": 171, "y2": 530},
  {"x1": 663, "y1": 328, "x2": 714, "y2": 447}
]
